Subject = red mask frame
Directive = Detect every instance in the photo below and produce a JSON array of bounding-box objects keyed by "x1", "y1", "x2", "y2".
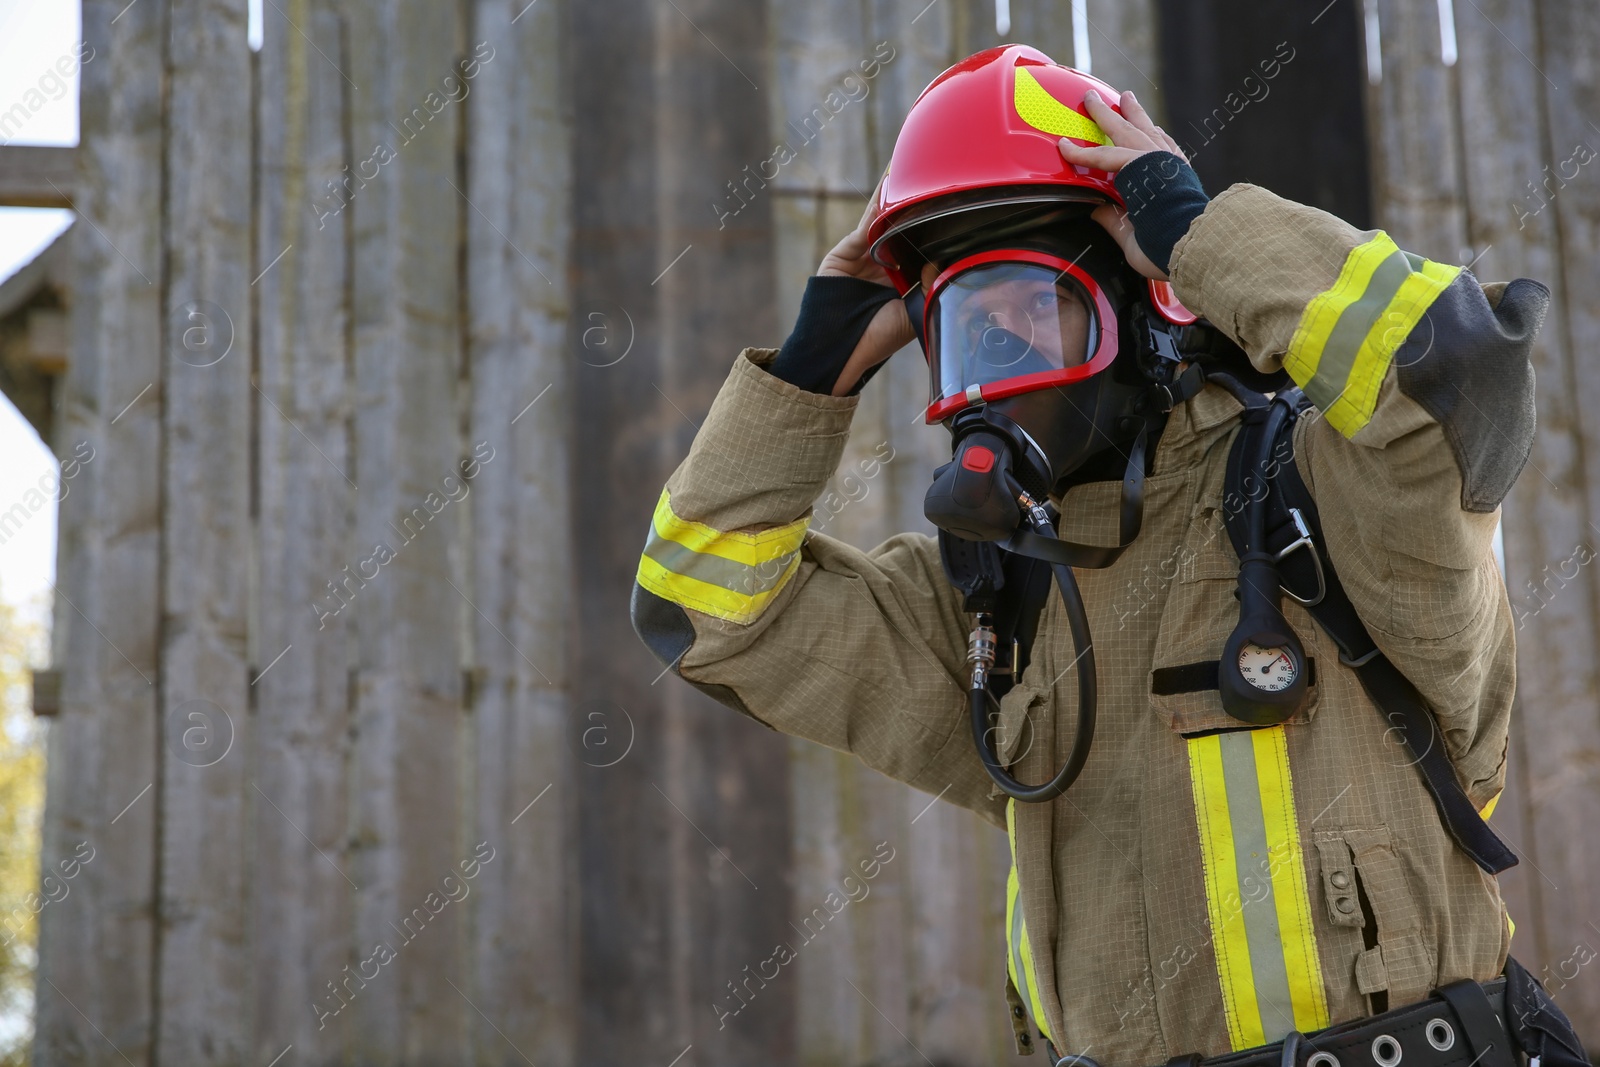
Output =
[{"x1": 922, "y1": 248, "x2": 1120, "y2": 423}]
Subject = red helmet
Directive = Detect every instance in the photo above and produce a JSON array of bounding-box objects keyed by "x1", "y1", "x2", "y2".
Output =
[
  {"x1": 868, "y1": 45, "x2": 1193, "y2": 425},
  {"x1": 868, "y1": 45, "x2": 1124, "y2": 286}
]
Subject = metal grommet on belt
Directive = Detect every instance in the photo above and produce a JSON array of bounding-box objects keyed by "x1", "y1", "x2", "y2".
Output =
[
  {"x1": 1425, "y1": 1018, "x2": 1455, "y2": 1052},
  {"x1": 1371, "y1": 1034, "x2": 1403, "y2": 1067},
  {"x1": 1307, "y1": 1052, "x2": 1341, "y2": 1067}
]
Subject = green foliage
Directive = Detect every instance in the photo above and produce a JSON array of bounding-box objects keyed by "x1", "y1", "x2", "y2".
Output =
[{"x1": 0, "y1": 597, "x2": 46, "y2": 1067}]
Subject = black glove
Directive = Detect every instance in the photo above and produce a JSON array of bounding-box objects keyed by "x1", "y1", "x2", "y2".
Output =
[
  {"x1": 1112, "y1": 150, "x2": 1209, "y2": 276},
  {"x1": 766, "y1": 275, "x2": 900, "y2": 395}
]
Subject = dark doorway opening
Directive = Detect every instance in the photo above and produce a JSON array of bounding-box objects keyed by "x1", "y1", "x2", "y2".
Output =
[{"x1": 1157, "y1": 0, "x2": 1373, "y2": 228}]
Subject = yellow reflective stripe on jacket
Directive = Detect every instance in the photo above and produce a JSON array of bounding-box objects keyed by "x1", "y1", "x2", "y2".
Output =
[
  {"x1": 636, "y1": 489, "x2": 808, "y2": 624},
  {"x1": 1483, "y1": 790, "x2": 1513, "y2": 947},
  {"x1": 1188, "y1": 727, "x2": 1329, "y2": 1050},
  {"x1": 1013, "y1": 66, "x2": 1110, "y2": 145},
  {"x1": 1283, "y1": 232, "x2": 1461, "y2": 438},
  {"x1": 1005, "y1": 798, "x2": 1053, "y2": 1044},
  {"x1": 1478, "y1": 790, "x2": 1501, "y2": 821}
]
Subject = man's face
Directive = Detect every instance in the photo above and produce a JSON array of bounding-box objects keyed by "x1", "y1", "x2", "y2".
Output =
[
  {"x1": 924, "y1": 260, "x2": 1095, "y2": 400},
  {"x1": 947, "y1": 274, "x2": 1092, "y2": 371}
]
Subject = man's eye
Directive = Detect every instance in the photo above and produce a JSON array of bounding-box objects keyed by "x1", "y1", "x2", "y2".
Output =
[{"x1": 1030, "y1": 292, "x2": 1055, "y2": 312}]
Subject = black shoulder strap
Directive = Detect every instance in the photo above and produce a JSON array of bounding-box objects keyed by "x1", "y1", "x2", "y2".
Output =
[{"x1": 1224, "y1": 393, "x2": 1519, "y2": 876}]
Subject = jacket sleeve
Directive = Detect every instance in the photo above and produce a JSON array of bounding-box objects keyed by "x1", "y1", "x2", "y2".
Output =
[
  {"x1": 1167, "y1": 183, "x2": 1551, "y2": 805},
  {"x1": 631, "y1": 348, "x2": 1005, "y2": 830}
]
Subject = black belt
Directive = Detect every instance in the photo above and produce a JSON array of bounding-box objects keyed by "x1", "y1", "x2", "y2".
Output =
[
  {"x1": 1193, "y1": 979, "x2": 1514, "y2": 1067},
  {"x1": 1048, "y1": 978, "x2": 1524, "y2": 1067}
]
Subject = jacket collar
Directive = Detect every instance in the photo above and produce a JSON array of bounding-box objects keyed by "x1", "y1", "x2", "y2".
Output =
[
  {"x1": 1151, "y1": 380, "x2": 1246, "y2": 475},
  {"x1": 1050, "y1": 381, "x2": 1245, "y2": 544}
]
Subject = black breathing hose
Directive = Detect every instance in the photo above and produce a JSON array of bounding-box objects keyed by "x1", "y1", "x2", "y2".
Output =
[{"x1": 969, "y1": 495, "x2": 1098, "y2": 803}]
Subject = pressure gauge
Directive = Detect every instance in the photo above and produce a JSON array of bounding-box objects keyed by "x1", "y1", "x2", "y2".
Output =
[
  {"x1": 1218, "y1": 554, "x2": 1310, "y2": 725},
  {"x1": 1237, "y1": 641, "x2": 1298, "y2": 693}
]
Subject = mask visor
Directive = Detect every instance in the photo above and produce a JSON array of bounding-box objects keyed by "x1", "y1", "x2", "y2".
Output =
[{"x1": 924, "y1": 249, "x2": 1118, "y2": 422}]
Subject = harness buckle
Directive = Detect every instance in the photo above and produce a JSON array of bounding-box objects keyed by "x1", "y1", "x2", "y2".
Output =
[{"x1": 1275, "y1": 507, "x2": 1327, "y2": 607}]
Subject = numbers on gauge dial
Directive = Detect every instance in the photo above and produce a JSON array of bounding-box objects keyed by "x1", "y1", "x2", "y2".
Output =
[{"x1": 1237, "y1": 641, "x2": 1297, "y2": 692}]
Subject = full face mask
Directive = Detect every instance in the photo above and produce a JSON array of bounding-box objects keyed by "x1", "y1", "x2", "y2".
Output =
[{"x1": 917, "y1": 223, "x2": 1163, "y2": 553}]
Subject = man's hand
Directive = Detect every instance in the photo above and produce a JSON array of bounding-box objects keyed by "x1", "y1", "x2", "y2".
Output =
[
  {"x1": 1056, "y1": 89, "x2": 1189, "y2": 281},
  {"x1": 817, "y1": 178, "x2": 917, "y2": 396}
]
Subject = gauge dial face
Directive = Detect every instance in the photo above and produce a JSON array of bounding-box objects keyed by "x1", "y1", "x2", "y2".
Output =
[{"x1": 1238, "y1": 642, "x2": 1297, "y2": 693}]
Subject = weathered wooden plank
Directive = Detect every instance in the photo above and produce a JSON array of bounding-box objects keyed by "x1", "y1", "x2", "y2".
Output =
[
  {"x1": 652, "y1": 4, "x2": 797, "y2": 1064},
  {"x1": 0, "y1": 145, "x2": 76, "y2": 208},
  {"x1": 1445, "y1": 0, "x2": 1572, "y2": 1007},
  {"x1": 1367, "y1": 0, "x2": 1468, "y2": 259},
  {"x1": 1081, "y1": 0, "x2": 1163, "y2": 110},
  {"x1": 344, "y1": 1, "x2": 469, "y2": 1060},
  {"x1": 567, "y1": 3, "x2": 680, "y2": 1057},
  {"x1": 32, "y1": 2, "x2": 163, "y2": 1064},
  {"x1": 767, "y1": 24, "x2": 875, "y2": 1067},
  {"x1": 568, "y1": 2, "x2": 795, "y2": 1063},
  {"x1": 766, "y1": 6, "x2": 1035, "y2": 1064},
  {"x1": 764, "y1": 14, "x2": 886, "y2": 1050},
  {"x1": 1511, "y1": 0, "x2": 1600, "y2": 1037},
  {"x1": 155, "y1": 0, "x2": 255, "y2": 1060},
  {"x1": 251, "y1": 0, "x2": 358, "y2": 1060},
  {"x1": 462, "y1": 1, "x2": 575, "y2": 1064}
]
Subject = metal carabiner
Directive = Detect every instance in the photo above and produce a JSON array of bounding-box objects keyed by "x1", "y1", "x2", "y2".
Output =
[{"x1": 1275, "y1": 507, "x2": 1327, "y2": 607}]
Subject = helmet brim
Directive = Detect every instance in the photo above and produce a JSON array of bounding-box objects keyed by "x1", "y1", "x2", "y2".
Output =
[{"x1": 870, "y1": 188, "x2": 1112, "y2": 292}]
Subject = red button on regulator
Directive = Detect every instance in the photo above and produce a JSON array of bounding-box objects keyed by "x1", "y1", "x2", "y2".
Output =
[{"x1": 961, "y1": 445, "x2": 996, "y2": 473}]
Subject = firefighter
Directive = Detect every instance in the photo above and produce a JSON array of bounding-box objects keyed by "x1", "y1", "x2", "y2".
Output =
[{"x1": 632, "y1": 45, "x2": 1587, "y2": 1067}]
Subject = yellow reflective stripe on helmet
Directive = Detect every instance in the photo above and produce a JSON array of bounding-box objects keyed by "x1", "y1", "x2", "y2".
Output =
[
  {"x1": 1005, "y1": 799, "x2": 1053, "y2": 1044},
  {"x1": 1013, "y1": 66, "x2": 1110, "y2": 145},
  {"x1": 635, "y1": 489, "x2": 808, "y2": 624},
  {"x1": 1188, "y1": 727, "x2": 1329, "y2": 1051},
  {"x1": 1284, "y1": 232, "x2": 1462, "y2": 438}
]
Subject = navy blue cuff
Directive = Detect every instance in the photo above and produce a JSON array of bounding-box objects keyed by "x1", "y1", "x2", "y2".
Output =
[
  {"x1": 768, "y1": 275, "x2": 898, "y2": 395},
  {"x1": 1113, "y1": 151, "x2": 1209, "y2": 275}
]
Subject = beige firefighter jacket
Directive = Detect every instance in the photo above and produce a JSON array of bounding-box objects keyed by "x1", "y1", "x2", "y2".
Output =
[{"x1": 632, "y1": 183, "x2": 1550, "y2": 1062}]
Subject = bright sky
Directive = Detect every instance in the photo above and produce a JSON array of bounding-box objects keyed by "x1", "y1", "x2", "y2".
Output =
[
  {"x1": 0, "y1": 0, "x2": 261, "y2": 624},
  {"x1": 0, "y1": 0, "x2": 81, "y2": 620}
]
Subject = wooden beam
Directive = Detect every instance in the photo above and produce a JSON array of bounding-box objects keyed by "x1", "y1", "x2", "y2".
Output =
[
  {"x1": 1368, "y1": 0, "x2": 1469, "y2": 260},
  {"x1": 30, "y1": 669, "x2": 60, "y2": 717},
  {"x1": 1499, "y1": 0, "x2": 1600, "y2": 1041},
  {"x1": 32, "y1": 0, "x2": 162, "y2": 1061},
  {"x1": 344, "y1": 1, "x2": 469, "y2": 1059},
  {"x1": 462, "y1": 0, "x2": 575, "y2": 1061},
  {"x1": 569, "y1": 1, "x2": 796, "y2": 1062},
  {"x1": 25, "y1": 308, "x2": 69, "y2": 374},
  {"x1": 155, "y1": 0, "x2": 255, "y2": 1057},
  {"x1": 249, "y1": 0, "x2": 359, "y2": 1059},
  {"x1": 0, "y1": 145, "x2": 76, "y2": 207}
]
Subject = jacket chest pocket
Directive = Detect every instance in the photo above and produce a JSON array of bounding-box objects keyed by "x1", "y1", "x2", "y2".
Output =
[
  {"x1": 1314, "y1": 826, "x2": 1436, "y2": 1011},
  {"x1": 1147, "y1": 506, "x2": 1323, "y2": 736},
  {"x1": 986, "y1": 681, "x2": 1048, "y2": 800}
]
